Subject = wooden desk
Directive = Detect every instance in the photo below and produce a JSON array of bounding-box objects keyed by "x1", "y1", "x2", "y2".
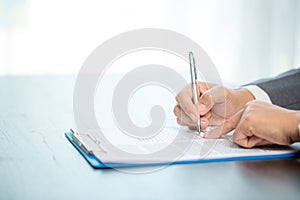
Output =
[{"x1": 0, "y1": 75, "x2": 299, "y2": 200}]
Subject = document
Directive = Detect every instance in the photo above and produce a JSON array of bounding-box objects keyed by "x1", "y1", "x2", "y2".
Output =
[{"x1": 71, "y1": 127, "x2": 300, "y2": 165}]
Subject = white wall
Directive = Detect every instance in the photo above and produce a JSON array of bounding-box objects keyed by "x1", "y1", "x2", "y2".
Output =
[{"x1": 0, "y1": 0, "x2": 299, "y2": 85}]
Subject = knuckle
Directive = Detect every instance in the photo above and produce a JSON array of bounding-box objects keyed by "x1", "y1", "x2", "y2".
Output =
[
  {"x1": 175, "y1": 95, "x2": 180, "y2": 103},
  {"x1": 247, "y1": 125, "x2": 254, "y2": 134},
  {"x1": 176, "y1": 118, "x2": 182, "y2": 125},
  {"x1": 173, "y1": 106, "x2": 179, "y2": 116}
]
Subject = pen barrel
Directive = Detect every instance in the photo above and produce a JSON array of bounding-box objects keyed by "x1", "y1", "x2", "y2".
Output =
[
  {"x1": 192, "y1": 83, "x2": 199, "y2": 105},
  {"x1": 190, "y1": 70, "x2": 197, "y2": 84}
]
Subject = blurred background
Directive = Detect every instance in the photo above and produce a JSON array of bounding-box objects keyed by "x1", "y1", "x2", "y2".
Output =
[{"x1": 0, "y1": 0, "x2": 299, "y2": 85}]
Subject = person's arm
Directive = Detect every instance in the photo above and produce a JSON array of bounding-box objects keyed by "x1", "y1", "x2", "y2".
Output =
[{"x1": 245, "y1": 68, "x2": 300, "y2": 110}]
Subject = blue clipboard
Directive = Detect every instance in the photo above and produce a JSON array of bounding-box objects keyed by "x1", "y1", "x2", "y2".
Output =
[{"x1": 65, "y1": 130, "x2": 300, "y2": 169}]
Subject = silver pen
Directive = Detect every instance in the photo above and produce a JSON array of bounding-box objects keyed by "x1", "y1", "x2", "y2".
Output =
[{"x1": 189, "y1": 52, "x2": 201, "y2": 134}]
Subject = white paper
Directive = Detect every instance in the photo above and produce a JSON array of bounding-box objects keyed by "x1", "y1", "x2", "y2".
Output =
[{"x1": 77, "y1": 127, "x2": 300, "y2": 164}]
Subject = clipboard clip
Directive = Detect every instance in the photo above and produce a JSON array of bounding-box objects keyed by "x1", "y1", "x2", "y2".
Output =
[{"x1": 71, "y1": 129, "x2": 107, "y2": 155}]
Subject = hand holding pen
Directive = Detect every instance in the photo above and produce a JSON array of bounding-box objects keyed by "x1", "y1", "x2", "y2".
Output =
[{"x1": 174, "y1": 53, "x2": 255, "y2": 135}]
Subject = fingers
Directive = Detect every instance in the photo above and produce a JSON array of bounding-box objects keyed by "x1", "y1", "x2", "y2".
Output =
[
  {"x1": 187, "y1": 117, "x2": 209, "y2": 130},
  {"x1": 232, "y1": 119, "x2": 272, "y2": 148},
  {"x1": 204, "y1": 109, "x2": 244, "y2": 139},
  {"x1": 233, "y1": 134, "x2": 271, "y2": 148},
  {"x1": 174, "y1": 82, "x2": 227, "y2": 131},
  {"x1": 175, "y1": 82, "x2": 213, "y2": 123},
  {"x1": 188, "y1": 126, "x2": 196, "y2": 130},
  {"x1": 198, "y1": 90, "x2": 213, "y2": 115},
  {"x1": 200, "y1": 117, "x2": 210, "y2": 129},
  {"x1": 173, "y1": 104, "x2": 194, "y2": 126},
  {"x1": 175, "y1": 86, "x2": 199, "y2": 122},
  {"x1": 234, "y1": 135, "x2": 263, "y2": 148},
  {"x1": 174, "y1": 104, "x2": 209, "y2": 128}
]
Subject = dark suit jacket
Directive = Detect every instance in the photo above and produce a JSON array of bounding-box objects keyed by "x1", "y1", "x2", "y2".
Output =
[{"x1": 250, "y1": 68, "x2": 300, "y2": 110}]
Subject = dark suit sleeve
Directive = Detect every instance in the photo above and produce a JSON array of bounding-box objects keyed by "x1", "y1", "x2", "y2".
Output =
[{"x1": 248, "y1": 68, "x2": 300, "y2": 110}]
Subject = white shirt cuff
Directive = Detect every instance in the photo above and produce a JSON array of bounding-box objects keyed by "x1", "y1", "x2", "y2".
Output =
[{"x1": 242, "y1": 85, "x2": 272, "y2": 104}]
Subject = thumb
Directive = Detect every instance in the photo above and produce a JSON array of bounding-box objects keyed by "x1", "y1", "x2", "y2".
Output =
[{"x1": 198, "y1": 86, "x2": 226, "y2": 115}]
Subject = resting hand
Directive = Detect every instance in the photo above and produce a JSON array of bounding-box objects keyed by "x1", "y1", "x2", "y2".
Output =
[{"x1": 205, "y1": 101, "x2": 300, "y2": 148}]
